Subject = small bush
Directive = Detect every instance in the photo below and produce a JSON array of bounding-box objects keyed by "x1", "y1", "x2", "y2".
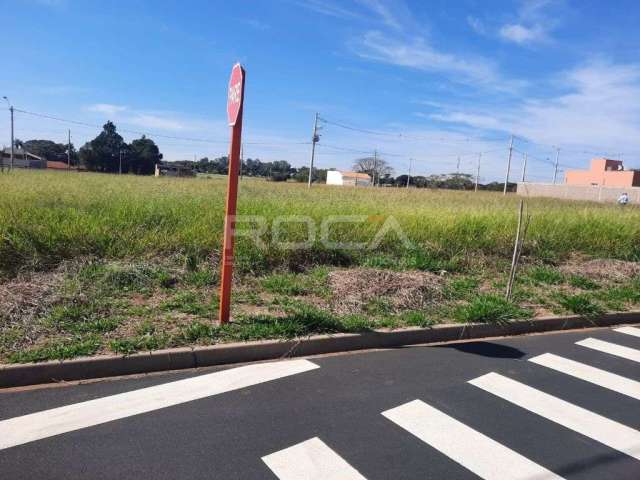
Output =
[
  {"x1": 399, "y1": 311, "x2": 436, "y2": 327},
  {"x1": 181, "y1": 321, "x2": 216, "y2": 342},
  {"x1": 556, "y1": 294, "x2": 604, "y2": 316},
  {"x1": 568, "y1": 275, "x2": 600, "y2": 290},
  {"x1": 454, "y1": 294, "x2": 532, "y2": 324},
  {"x1": 444, "y1": 277, "x2": 481, "y2": 300},
  {"x1": 262, "y1": 273, "x2": 307, "y2": 296},
  {"x1": 160, "y1": 292, "x2": 213, "y2": 316},
  {"x1": 527, "y1": 266, "x2": 564, "y2": 285}
]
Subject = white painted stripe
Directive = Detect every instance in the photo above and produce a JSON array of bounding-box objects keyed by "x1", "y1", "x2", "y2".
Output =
[
  {"x1": 382, "y1": 400, "x2": 562, "y2": 480},
  {"x1": 576, "y1": 338, "x2": 640, "y2": 363},
  {"x1": 615, "y1": 326, "x2": 640, "y2": 338},
  {"x1": 0, "y1": 359, "x2": 319, "y2": 450},
  {"x1": 530, "y1": 353, "x2": 640, "y2": 400},
  {"x1": 262, "y1": 437, "x2": 367, "y2": 480},
  {"x1": 469, "y1": 372, "x2": 640, "y2": 461}
]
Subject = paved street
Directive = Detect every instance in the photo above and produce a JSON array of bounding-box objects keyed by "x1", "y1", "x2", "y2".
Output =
[{"x1": 1, "y1": 325, "x2": 639, "y2": 479}]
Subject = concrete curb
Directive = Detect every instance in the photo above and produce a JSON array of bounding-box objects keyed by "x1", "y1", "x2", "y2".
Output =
[{"x1": 2, "y1": 311, "x2": 639, "y2": 388}]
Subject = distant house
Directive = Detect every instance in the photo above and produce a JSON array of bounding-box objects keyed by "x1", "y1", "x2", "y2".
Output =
[
  {"x1": 565, "y1": 158, "x2": 640, "y2": 187},
  {"x1": 0, "y1": 147, "x2": 46, "y2": 169},
  {"x1": 47, "y1": 160, "x2": 74, "y2": 170},
  {"x1": 154, "y1": 162, "x2": 195, "y2": 177},
  {"x1": 326, "y1": 170, "x2": 371, "y2": 187}
]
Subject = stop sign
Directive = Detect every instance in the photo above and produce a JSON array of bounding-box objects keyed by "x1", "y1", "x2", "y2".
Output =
[{"x1": 227, "y1": 63, "x2": 245, "y2": 126}]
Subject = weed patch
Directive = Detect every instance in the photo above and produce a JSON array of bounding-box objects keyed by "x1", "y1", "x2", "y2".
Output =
[{"x1": 454, "y1": 294, "x2": 532, "y2": 324}]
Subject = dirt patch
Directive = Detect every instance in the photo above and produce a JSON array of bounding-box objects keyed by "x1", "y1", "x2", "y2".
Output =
[
  {"x1": 560, "y1": 259, "x2": 640, "y2": 282},
  {"x1": 328, "y1": 268, "x2": 444, "y2": 315},
  {"x1": 0, "y1": 270, "x2": 65, "y2": 323},
  {"x1": 0, "y1": 270, "x2": 64, "y2": 353}
]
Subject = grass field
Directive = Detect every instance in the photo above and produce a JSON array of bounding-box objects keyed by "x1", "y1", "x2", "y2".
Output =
[{"x1": 1, "y1": 170, "x2": 639, "y2": 362}]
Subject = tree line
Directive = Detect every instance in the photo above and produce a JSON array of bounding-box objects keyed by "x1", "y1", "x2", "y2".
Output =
[
  {"x1": 175, "y1": 157, "x2": 329, "y2": 183},
  {"x1": 13, "y1": 124, "x2": 515, "y2": 190},
  {"x1": 14, "y1": 121, "x2": 162, "y2": 175}
]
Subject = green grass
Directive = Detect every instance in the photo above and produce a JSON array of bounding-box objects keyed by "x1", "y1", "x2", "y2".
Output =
[
  {"x1": 262, "y1": 273, "x2": 308, "y2": 296},
  {"x1": 454, "y1": 294, "x2": 532, "y2": 324},
  {"x1": 2, "y1": 171, "x2": 640, "y2": 363},
  {"x1": 526, "y1": 266, "x2": 565, "y2": 285},
  {"x1": 2, "y1": 171, "x2": 639, "y2": 276},
  {"x1": 444, "y1": 276, "x2": 481, "y2": 299},
  {"x1": 556, "y1": 293, "x2": 604, "y2": 316},
  {"x1": 8, "y1": 336, "x2": 102, "y2": 363}
]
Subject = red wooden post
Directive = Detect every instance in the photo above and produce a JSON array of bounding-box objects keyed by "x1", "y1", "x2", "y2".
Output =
[{"x1": 219, "y1": 63, "x2": 245, "y2": 324}]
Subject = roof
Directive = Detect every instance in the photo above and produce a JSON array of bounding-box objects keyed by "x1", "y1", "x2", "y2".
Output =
[
  {"x1": 1, "y1": 147, "x2": 44, "y2": 161},
  {"x1": 47, "y1": 161, "x2": 71, "y2": 170},
  {"x1": 338, "y1": 171, "x2": 371, "y2": 180}
]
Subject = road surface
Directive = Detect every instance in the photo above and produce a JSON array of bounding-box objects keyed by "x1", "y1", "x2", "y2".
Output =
[{"x1": 1, "y1": 325, "x2": 639, "y2": 479}]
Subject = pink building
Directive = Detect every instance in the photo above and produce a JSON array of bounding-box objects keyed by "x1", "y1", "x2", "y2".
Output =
[{"x1": 565, "y1": 158, "x2": 640, "y2": 187}]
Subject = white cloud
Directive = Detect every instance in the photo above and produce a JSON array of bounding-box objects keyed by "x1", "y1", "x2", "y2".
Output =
[
  {"x1": 353, "y1": 31, "x2": 523, "y2": 92},
  {"x1": 467, "y1": 16, "x2": 486, "y2": 35},
  {"x1": 430, "y1": 60, "x2": 640, "y2": 156},
  {"x1": 87, "y1": 103, "x2": 127, "y2": 115},
  {"x1": 499, "y1": 24, "x2": 545, "y2": 44},
  {"x1": 355, "y1": 0, "x2": 402, "y2": 30},
  {"x1": 126, "y1": 114, "x2": 187, "y2": 131},
  {"x1": 498, "y1": 0, "x2": 559, "y2": 45},
  {"x1": 294, "y1": 0, "x2": 364, "y2": 20}
]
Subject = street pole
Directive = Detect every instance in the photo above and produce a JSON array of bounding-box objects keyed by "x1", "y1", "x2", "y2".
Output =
[
  {"x1": 308, "y1": 112, "x2": 319, "y2": 188},
  {"x1": 521, "y1": 152, "x2": 528, "y2": 183},
  {"x1": 119, "y1": 150, "x2": 122, "y2": 174},
  {"x1": 503, "y1": 135, "x2": 514, "y2": 195},
  {"x1": 373, "y1": 149, "x2": 378, "y2": 187},
  {"x1": 67, "y1": 129, "x2": 71, "y2": 170},
  {"x1": 406, "y1": 158, "x2": 412, "y2": 188},
  {"x1": 553, "y1": 148, "x2": 560, "y2": 184},
  {"x1": 475, "y1": 153, "x2": 482, "y2": 192},
  {"x1": 218, "y1": 63, "x2": 245, "y2": 325},
  {"x1": 9, "y1": 106, "x2": 14, "y2": 171},
  {"x1": 456, "y1": 156, "x2": 460, "y2": 174}
]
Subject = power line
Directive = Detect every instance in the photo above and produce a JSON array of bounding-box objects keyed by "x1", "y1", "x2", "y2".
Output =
[
  {"x1": 11, "y1": 108, "x2": 310, "y2": 147},
  {"x1": 319, "y1": 115, "x2": 496, "y2": 145}
]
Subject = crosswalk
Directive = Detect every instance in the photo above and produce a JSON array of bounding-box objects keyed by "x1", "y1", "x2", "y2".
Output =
[
  {"x1": 1, "y1": 325, "x2": 639, "y2": 479},
  {"x1": 0, "y1": 359, "x2": 319, "y2": 450},
  {"x1": 263, "y1": 326, "x2": 640, "y2": 479}
]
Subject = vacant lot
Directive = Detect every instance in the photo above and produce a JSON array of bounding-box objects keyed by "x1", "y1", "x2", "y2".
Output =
[{"x1": 1, "y1": 170, "x2": 639, "y2": 362}]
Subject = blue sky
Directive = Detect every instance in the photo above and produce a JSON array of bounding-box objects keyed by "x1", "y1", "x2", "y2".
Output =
[{"x1": 2, "y1": 0, "x2": 640, "y2": 181}]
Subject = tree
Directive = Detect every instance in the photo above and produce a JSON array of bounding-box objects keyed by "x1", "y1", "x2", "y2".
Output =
[
  {"x1": 79, "y1": 121, "x2": 125, "y2": 173},
  {"x1": 129, "y1": 136, "x2": 162, "y2": 175},
  {"x1": 353, "y1": 156, "x2": 393, "y2": 185},
  {"x1": 267, "y1": 160, "x2": 293, "y2": 182},
  {"x1": 22, "y1": 139, "x2": 79, "y2": 165},
  {"x1": 292, "y1": 166, "x2": 328, "y2": 183}
]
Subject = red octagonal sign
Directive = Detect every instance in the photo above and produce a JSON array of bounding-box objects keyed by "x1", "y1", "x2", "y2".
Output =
[{"x1": 227, "y1": 63, "x2": 245, "y2": 126}]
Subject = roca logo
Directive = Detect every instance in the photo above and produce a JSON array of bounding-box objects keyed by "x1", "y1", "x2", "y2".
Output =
[{"x1": 228, "y1": 82, "x2": 241, "y2": 104}]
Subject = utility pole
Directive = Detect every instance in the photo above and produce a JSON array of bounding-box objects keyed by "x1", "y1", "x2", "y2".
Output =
[
  {"x1": 503, "y1": 135, "x2": 514, "y2": 195},
  {"x1": 406, "y1": 158, "x2": 412, "y2": 188},
  {"x1": 119, "y1": 150, "x2": 123, "y2": 175},
  {"x1": 552, "y1": 148, "x2": 560, "y2": 184},
  {"x1": 521, "y1": 152, "x2": 528, "y2": 182},
  {"x1": 475, "y1": 153, "x2": 482, "y2": 192},
  {"x1": 456, "y1": 156, "x2": 460, "y2": 175},
  {"x1": 308, "y1": 112, "x2": 319, "y2": 188},
  {"x1": 67, "y1": 129, "x2": 72, "y2": 170},
  {"x1": 372, "y1": 149, "x2": 378, "y2": 187},
  {"x1": 3, "y1": 97, "x2": 14, "y2": 171}
]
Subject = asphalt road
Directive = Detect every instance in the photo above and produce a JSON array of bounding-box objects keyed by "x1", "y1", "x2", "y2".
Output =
[{"x1": 1, "y1": 325, "x2": 639, "y2": 479}]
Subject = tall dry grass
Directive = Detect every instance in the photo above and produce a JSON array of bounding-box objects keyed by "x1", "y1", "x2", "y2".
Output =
[{"x1": 1, "y1": 170, "x2": 638, "y2": 275}]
